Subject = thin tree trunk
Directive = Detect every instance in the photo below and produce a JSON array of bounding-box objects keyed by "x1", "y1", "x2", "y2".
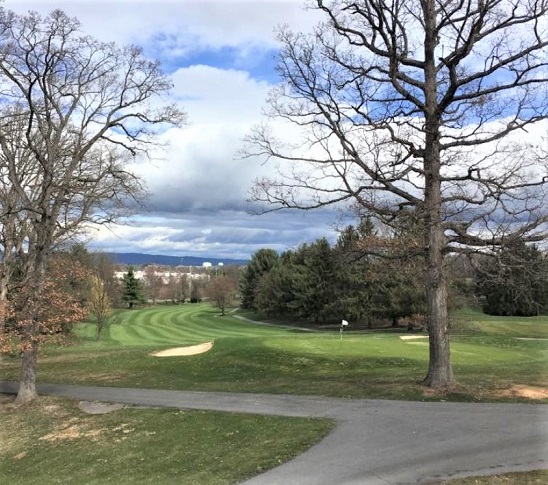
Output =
[
  {"x1": 0, "y1": 277, "x2": 7, "y2": 341},
  {"x1": 0, "y1": 279, "x2": 7, "y2": 364},
  {"x1": 0, "y1": 230, "x2": 14, "y2": 346}
]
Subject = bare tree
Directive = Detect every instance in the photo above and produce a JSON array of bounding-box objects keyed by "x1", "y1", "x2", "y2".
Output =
[
  {"x1": 88, "y1": 275, "x2": 111, "y2": 340},
  {"x1": 92, "y1": 253, "x2": 120, "y2": 305},
  {"x1": 168, "y1": 272, "x2": 187, "y2": 303},
  {"x1": 208, "y1": 275, "x2": 237, "y2": 316},
  {"x1": 143, "y1": 266, "x2": 164, "y2": 304},
  {"x1": 244, "y1": 0, "x2": 548, "y2": 388},
  {"x1": 0, "y1": 8, "x2": 186, "y2": 403}
]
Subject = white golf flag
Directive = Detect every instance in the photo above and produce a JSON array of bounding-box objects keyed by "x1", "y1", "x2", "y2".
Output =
[{"x1": 341, "y1": 319, "x2": 349, "y2": 326}]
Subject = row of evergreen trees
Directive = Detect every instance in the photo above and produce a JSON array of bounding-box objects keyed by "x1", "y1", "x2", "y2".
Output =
[
  {"x1": 240, "y1": 218, "x2": 428, "y2": 325},
  {"x1": 240, "y1": 218, "x2": 548, "y2": 323}
]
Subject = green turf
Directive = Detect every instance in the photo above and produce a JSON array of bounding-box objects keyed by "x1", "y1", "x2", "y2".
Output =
[
  {"x1": 74, "y1": 305, "x2": 307, "y2": 347},
  {"x1": 2, "y1": 303, "x2": 547, "y2": 401},
  {"x1": 0, "y1": 395, "x2": 333, "y2": 485},
  {"x1": 451, "y1": 307, "x2": 548, "y2": 338},
  {"x1": 2, "y1": 304, "x2": 546, "y2": 485}
]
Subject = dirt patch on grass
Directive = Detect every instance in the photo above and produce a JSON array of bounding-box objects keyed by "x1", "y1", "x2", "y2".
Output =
[
  {"x1": 150, "y1": 341, "x2": 213, "y2": 357},
  {"x1": 39, "y1": 422, "x2": 106, "y2": 442},
  {"x1": 421, "y1": 384, "x2": 548, "y2": 402},
  {"x1": 497, "y1": 385, "x2": 548, "y2": 400},
  {"x1": 79, "y1": 401, "x2": 125, "y2": 415}
]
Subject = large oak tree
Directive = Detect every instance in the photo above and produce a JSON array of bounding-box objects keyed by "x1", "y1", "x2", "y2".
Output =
[
  {"x1": 245, "y1": 0, "x2": 548, "y2": 388},
  {"x1": 0, "y1": 8, "x2": 185, "y2": 403}
]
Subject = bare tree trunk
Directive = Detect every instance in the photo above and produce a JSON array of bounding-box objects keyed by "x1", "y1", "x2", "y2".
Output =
[
  {"x1": 16, "y1": 338, "x2": 38, "y2": 404},
  {"x1": 423, "y1": 225, "x2": 453, "y2": 388},
  {"x1": 0, "y1": 228, "x2": 14, "y2": 344},
  {"x1": 0, "y1": 278, "x2": 7, "y2": 363},
  {"x1": 419, "y1": 0, "x2": 454, "y2": 389},
  {"x1": 15, "y1": 247, "x2": 48, "y2": 404},
  {"x1": 422, "y1": 173, "x2": 454, "y2": 388},
  {"x1": 0, "y1": 278, "x2": 7, "y2": 337}
]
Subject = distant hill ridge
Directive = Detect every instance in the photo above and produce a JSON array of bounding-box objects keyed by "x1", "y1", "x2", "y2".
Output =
[{"x1": 102, "y1": 252, "x2": 248, "y2": 266}]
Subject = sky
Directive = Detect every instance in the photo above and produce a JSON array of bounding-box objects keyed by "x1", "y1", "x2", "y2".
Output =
[
  {"x1": 5, "y1": 0, "x2": 342, "y2": 261},
  {"x1": 5, "y1": 1, "x2": 547, "y2": 261}
]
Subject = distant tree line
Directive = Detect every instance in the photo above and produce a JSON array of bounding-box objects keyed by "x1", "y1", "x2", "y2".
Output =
[{"x1": 240, "y1": 217, "x2": 548, "y2": 324}]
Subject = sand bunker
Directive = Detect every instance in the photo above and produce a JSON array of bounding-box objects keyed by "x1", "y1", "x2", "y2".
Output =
[
  {"x1": 400, "y1": 335, "x2": 429, "y2": 340},
  {"x1": 150, "y1": 341, "x2": 213, "y2": 357}
]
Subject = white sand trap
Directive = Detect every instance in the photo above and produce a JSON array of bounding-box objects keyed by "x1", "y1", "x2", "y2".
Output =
[
  {"x1": 150, "y1": 341, "x2": 213, "y2": 357},
  {"x1": 400, "y1": 335, "x2": 429, "y2": 340}
]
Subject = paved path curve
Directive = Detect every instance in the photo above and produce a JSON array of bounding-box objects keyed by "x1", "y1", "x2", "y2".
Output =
[{"x1": 1, "y1": 381, "x2": 546, "y2": 484}]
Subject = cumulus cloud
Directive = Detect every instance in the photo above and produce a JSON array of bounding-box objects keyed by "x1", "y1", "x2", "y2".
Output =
[
  {"x1": 130, "y1": 65, "x2": 272, "y2": 214},
  {"x1": 15, "y1": 1, "x2": 544, "y2": 262},
  {"x1": 4, "y1": 0, "x2": 342, "y2": 260}
]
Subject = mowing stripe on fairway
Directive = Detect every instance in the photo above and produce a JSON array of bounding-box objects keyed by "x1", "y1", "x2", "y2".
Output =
[{"x1": 102, "y1": 304, "x2": 303, "y2": 347}]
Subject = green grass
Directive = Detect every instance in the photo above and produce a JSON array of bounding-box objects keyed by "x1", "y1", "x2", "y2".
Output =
[
  {"x1": 2, "y1": 303, "x2": 546, "y2": 402},
  {"x1": 0, "y1": 395, "x2": 333, "y2": 485},
  {"x1": 451, "y1": 307, "x2": 548, "y2": 338},
  {"x1": 74, "y1": 304, "x2": 306, "y2": 347},
  {"x1": 2, "y1": 304, "x2": 547, "y2": 484}
]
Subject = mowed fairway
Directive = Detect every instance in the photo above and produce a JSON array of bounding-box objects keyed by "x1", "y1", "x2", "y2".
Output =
[
  {"x1": 103, "y1": 304, "x2": 302, "y2": 346},
  {"x1": 2, "y1": 303, "x2": 547, "y2": 401}
]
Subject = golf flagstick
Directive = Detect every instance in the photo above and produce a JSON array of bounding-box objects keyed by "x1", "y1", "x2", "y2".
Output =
[{"x1": 340, "y1": 319, "x2": 349, "y2": 346}]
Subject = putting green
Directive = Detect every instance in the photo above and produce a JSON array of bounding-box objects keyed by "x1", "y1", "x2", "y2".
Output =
[{"x1": 260, "y1": 334, "x2": 534, "y2": 366}]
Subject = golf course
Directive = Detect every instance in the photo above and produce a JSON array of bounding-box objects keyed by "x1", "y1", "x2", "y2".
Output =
[{"x1": 1, "y1": 303, "x2": 547, "y2": 484}]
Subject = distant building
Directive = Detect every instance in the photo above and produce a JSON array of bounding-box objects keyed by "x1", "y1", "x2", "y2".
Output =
[{"x1": 114, "y1": 267, "x2": 208, "y2": 283}]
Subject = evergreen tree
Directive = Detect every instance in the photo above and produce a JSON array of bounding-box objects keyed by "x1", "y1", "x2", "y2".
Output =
[
  {"x1": 121, "y1": 267, "x2": 145, "y2": 309},
  {"x1": 475, "y1": 242, "x2": 548, "y2": 316},
  {"x1": 255, "y1": 251, "x2": 296, "y2": 316},
  {"x1": 290, "y1": 238, "x2": 337, "y2": 322},
  {"x1": 328, "y1": 219, "x2": 378, "y2": 324},
  {"x1": 240, "y1": 249, "x2": 279, "y2": 310}
]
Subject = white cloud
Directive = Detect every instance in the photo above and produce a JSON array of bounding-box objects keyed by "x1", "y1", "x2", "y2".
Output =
[
  {"x1": 170, "y1": 65, "x2": 270, "y2": 123},
  {"x1": 3, "y1": 0, "x2": 335, "y2": 260},
  {"x1": 6, "y1": 0, "x2": 320, "y2": 52},
  {"x1": 126, "y1": 66, "x2": 273, "y2": 215}
]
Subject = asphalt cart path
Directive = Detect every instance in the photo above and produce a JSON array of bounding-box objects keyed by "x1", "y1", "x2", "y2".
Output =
[{"x1": 1, "y1": 381, "x2": 546, "y2": 484}]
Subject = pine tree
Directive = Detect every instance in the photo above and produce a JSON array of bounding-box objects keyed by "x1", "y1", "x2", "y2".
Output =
[
  {"x1": 475, "y1": 243, "x2": 548, "y2": 316},
  {"x1": 121, "y1": 267, "x2": 145, "y2": 309}
]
